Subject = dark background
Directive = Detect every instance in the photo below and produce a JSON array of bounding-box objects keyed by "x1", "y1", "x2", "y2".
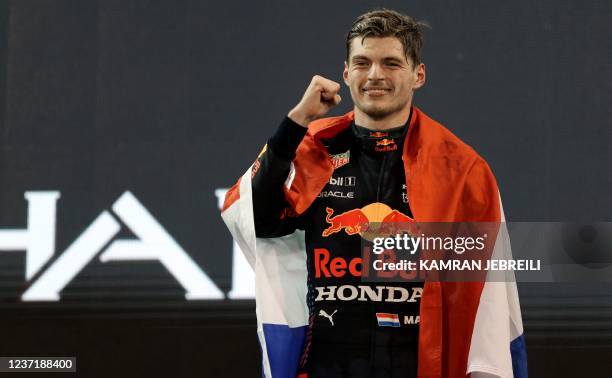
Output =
[{"x1": 0, "y1": 0, "x2": 611, "y2": 377}]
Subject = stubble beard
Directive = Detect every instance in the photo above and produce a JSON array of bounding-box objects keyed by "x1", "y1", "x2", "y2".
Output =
[{"x1": 356, "y1": 97, "x2": 409, "y2": 121}]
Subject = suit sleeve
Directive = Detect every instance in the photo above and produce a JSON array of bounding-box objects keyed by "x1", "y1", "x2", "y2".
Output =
[{"x1": 251, "y1": 117, "x2": 308, "y2": 237}]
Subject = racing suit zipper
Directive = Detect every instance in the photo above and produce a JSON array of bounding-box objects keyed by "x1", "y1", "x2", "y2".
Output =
[
  {"x1": 370, "y1": 152, "x2": 389, "y2": 375},
  {"x1": 375, "y1": 154, "x2": 388, "y2": 204}
]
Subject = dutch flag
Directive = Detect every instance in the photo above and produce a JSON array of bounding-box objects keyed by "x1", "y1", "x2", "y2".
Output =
[{"x1": 376, "y1": 313, "x2": 401, "y2": 327}]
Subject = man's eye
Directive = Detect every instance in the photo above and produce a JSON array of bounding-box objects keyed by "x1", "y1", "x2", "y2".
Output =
[{"x1": 354, "y1": 61, "x2": 368, "y2": 67}]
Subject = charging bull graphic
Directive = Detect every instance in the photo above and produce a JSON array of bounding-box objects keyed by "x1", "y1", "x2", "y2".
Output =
[
  {"x1": 322, "y1": 203, "x2": 416, "y2": 238},
  {"x1": 322, "y1": 207, "x2": 370, "y2": 236},
  {"x1": 374, "y1": 138, "x2": 398, "y2": 152}
]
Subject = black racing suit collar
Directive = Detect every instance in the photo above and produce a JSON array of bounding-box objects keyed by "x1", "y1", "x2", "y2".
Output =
[
  {"x1": 322, "y1": 107, "x2": 413, "y2": 155},
  {"x1": 350, "y1": 107, "x2": 412, "y2": 153}
]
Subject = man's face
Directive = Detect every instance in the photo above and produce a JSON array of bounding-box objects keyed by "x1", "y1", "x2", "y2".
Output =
[{"x1": 343, "y1": 36, "x2": 425, "y2": 121}]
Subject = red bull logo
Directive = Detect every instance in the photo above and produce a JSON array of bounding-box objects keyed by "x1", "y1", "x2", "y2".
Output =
[
  {"x1": 314, "y1": 247, "x2": 424, "y2": 281},
  {"x1": 322, "y1": 207, "x2": 369, "y2": 237},
  {"x1": 376, "y1": 138, "x2": 394, "y2": 146},
  {"x1": 315, "y1": 247, "x2": 366, "y2": 277},
  {"x1": 322, "y1": 203, "x2": 415, "y2": 238},
  {"x1": 374, "y1": 138, "x2": 398, "y2": 152},
  {"x1": 378, "y1": 210, "x2": 418, "y2": 235},
  {"x1": 370, "y1": 131, "x2": 388, "y2": 138}
]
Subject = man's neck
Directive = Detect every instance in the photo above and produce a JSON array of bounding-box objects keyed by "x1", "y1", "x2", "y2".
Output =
[{"x1": 353, "y1": 105, "x2": 412, "y2": 131}]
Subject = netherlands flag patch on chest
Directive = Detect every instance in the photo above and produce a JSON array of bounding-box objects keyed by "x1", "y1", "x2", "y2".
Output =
[{"x1": 376, "y1": 313, "x2": 401, "y2": 327}]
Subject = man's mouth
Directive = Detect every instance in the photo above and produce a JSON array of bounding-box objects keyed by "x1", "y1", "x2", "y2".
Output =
[{"x1": 362, "y1": 87, "x2": 392, "y2": 97}]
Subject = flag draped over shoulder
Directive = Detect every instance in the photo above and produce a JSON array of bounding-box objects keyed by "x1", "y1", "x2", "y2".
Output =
[{"x1": 221, "y1": 107, "x2": 528, "y2": 378}]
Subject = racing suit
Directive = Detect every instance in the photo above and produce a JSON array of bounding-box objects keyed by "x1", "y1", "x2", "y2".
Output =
[{"x1": 252, "y1": 108, "x2": 421, "y2": 378}]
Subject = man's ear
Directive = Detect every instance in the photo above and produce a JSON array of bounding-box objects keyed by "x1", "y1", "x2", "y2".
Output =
[
  {"x1": 413, "y1": 63, "x2": 426, "y2": 89},
  {"x1": 343, "y1": 61, "x2": 349, "y2": 85}
]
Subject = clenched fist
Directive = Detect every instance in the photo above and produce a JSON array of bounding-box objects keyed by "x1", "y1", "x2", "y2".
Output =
[{"x1": 288, "y1": 75, "x2": 342, "y2": 128}]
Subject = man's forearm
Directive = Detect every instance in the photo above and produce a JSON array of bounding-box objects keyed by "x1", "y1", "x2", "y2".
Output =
[{"x1": 251, "y1": 117, "x2": 307, "y2": 237}]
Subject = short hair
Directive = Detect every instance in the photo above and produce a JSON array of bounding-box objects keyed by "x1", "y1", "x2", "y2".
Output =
[{"x1": 346, "y1": 9, "x2": 428, "y2": 66}]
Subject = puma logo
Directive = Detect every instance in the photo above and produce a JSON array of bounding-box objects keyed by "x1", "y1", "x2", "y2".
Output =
[{"x1": 318, "y1": 309, "x2": 337, "y2": 326}]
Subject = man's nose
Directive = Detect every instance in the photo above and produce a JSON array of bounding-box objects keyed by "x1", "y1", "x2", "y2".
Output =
[{"x1": 367, "y1": 63, "x2": 384, "y2": 80}]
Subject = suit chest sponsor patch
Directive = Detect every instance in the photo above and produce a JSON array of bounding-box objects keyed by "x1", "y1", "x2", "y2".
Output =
[{"x1": 330, "y1": 151, "x2": 350, "y2": 169}]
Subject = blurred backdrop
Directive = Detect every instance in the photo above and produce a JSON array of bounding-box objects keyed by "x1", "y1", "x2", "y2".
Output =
[{"x1": 0, "y1": 0, "x2": 611, "y2": 376}]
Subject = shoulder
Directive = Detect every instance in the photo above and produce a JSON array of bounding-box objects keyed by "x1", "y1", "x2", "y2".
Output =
[
  {"x1": 412, "y1": 108, "x2": 500, "y2": 220},
  {"x1": 412, "y1": 107, "x2": 488, "y2": 168}
]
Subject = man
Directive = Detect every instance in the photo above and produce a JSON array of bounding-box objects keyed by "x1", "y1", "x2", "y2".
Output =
[{"x1": 221, "y1": 9, "x2": 527, "y2": 378}]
